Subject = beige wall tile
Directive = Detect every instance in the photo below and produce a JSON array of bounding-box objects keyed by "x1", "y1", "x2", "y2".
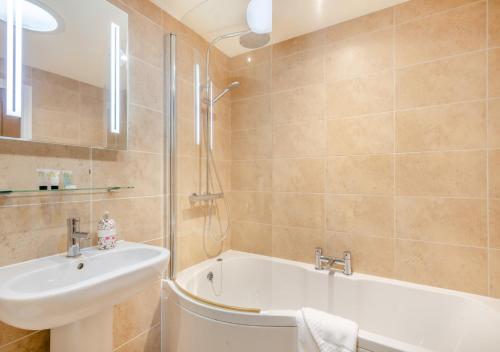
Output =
[
  {"x1": 327, "y1": 113, "x2": 394, "y2": 155},
  {"x1": 326, "y1": 70, "x2": 394, "y2": 118},
  {"x1": 91, "y1": 149, "x2": 162, "y2": 197},
  {"x1": 213, "y1": 160, "x2": 231, "y2": 190},
  {"x1": 114, "y1": 324, "x2": 161, "y2": 352},
  {"x1": 325, "y1": 29, "x2": 394, "y2": 81},
  {"x1": 490, "y1": 48, "x2": 500, "y2": 98},
  {"x1": 273, "y1": 158, "x2": 325, "y2": 193},
  {"x1": 0, "y1": 331, "x2": 49, "y2": 352},
  {"x1": 231, "y1": 63, "x2": 271, "y2": 100},
  {"x1": 489, "y1": 99, "x2": 500, "y2": 148},
  {"x1": 272, "y1": 84, "x2": 325, "y2": 126},
  {"x1": 129, "y1": 10, "x2": 163, "y2": 68},
  {"x1": 489, "y1": 149, "x2": 500, "y2": 197},
  {"x1": 396, "y1": 101, "x2": 486, "y2": 152},
  {"x1": 489, "y1": 198, "x2": 500, "y2": 249},
  {"x1": 230, "y1": 192, "x2": 272, "y2": 224},
  {"x1": 327, "y1": 155, "x2": 394, "y2": 194},
  {"x1": 231, "y1": 128, "x2": 272, "y2": 160},
  {"x1": 394, "y1": 0, "x2": 479, "y2": 24},
  {"x1": 176, "y1": 78, "x2": 194, "y2": 120},
  {"x1": 229, "y1": 47, "x2": 272, "y2": 71},
  {"x1": 121, "y1": 0, "x2": 162, "y2": 25},
  {"x1": 128, "y1": 104, "x2": 163, "y2": 154},
  {"x1": 395, "y1": 240, "x2": 488, "y2": 294},
  {"x1": 231, "y1": 160, "x2": 272, "y2": 191},
  {"x1": 396, "y1": 197, "x2": 487, "y2": 246},
  {"x1": 326, "y1": 195, "x2": 394, "y2": 236},
  {"x1": 175, "y1": 38, "x2": 196, "y2": 84},
  {"x1": 176, "y1": 157, "x2": 200, "y2": 195},
  {"x1": 231, "y1": 221, "x2": 272, "y2": 256},
  {"x1": 177, "y1": 117, "x2": 198, "y2": 158},
  {"x1": 489, "y1": 0, "x2": 500, "y2": 47},
  {"x1": 395, "y1": 2, "x2": 486, "y2": 67},
  {"x1": 396, "y1": 151, "x2": 486, "y2": 197},
  {"x1": 272, "y1": 30, "x2": 326, "y2": 59},
  {"x1": 490, "y1": 249, "x2": 500, "y2": 298},
  {"x1": 129, "y1": 58, "x2": 163, "y2": 111},
  {"x1": 272, "y1": 193, "x2": 324, "y2": 229},
  {"x1": 231, "y1": 96, "x2": 272, "y2": 130},
  {"x1": 326, "y1": 8, "x2": 394, "y2": 43},
  {"x1": 113, "y1": 281, "x2": 160, "y2": 348},
  {"x1": 272, "y1": 226, "x2": 325, "y2": 263},
  {"x1": 273, "y1": 121, "x2": 326, "y2": 158},
  {"x1": 325, "y1": 232, "x2": 395, "y2": 277},
  {"x1": 396, "y1": 51, "x2": 486, "y2": 109},
  {"x1": 212, "y1": 127, "x2": 232, "y2": 161},
  {"x1": 271, "y1": 48, "x2": 324, "y2": 92}
]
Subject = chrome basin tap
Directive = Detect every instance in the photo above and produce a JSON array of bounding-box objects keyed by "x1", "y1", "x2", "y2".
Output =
[
  {"x1": 67, "y1": 218, "x2": 89, "y2": 257},
  {"x1": 315, "y1": 247, "x2": 352, "y2": 275}
]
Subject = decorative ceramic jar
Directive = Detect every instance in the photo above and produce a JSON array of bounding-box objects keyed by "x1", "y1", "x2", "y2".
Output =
[{"x1": 97, "y1": 212, "x2": 117, "y2": 250}]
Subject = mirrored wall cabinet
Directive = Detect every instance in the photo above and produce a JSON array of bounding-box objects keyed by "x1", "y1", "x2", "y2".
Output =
[{"x1": 0, "y1": 0, "x2": 128, "y2": 150}]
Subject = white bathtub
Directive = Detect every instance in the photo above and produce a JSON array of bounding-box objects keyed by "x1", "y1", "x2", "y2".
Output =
[{"x1": 163, "y1": 250, "x2": 500, "y2": 352}]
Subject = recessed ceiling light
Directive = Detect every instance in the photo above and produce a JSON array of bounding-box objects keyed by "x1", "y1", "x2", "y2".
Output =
[{"x1": 0, "y1": 0, "x2": 60, "y2": 33}]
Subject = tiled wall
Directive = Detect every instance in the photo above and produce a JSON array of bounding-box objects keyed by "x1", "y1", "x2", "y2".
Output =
[
  {"x1": 229, "y1": 0, "x2": 500, "y2": 298},
  {"x1": 0, "y1": 0, "x2": 230, "y2": 351},
  {"x1": 30, "y1": 68, "x2": 106, "y2": 147}
]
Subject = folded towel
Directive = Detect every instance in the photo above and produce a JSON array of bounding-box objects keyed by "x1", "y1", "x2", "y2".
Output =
[{"x1": 297, "y1": 308, "x2": 358, "y2": 352}]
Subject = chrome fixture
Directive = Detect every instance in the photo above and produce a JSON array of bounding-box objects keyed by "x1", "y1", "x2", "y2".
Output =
[
  {"x1": 67, "y1": 218, "x2": 89, "y2": 257},
  {"x1": 239, "y1": 31, "x2": 270, "y2": 48},
  {"x1": 314, "y1": 247, "x2": 352, "y2": 275},
  {"x1": 213, "y1": 81, "x2": 240, "y2": 104}
]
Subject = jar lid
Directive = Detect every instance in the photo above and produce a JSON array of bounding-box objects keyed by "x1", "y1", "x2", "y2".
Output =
[{"x1": 97, "y1": 211, "x2": 116, "y2": 231}]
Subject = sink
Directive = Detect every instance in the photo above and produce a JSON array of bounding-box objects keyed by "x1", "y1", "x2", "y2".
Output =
[{"x1": 0, "y1": 241, "x2": 169, "y2": 352}]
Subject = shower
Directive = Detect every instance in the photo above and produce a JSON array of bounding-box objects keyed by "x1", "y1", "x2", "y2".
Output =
[
  {"x1": 189, "y1": 30, "x2": 270, "y2": 256},
  {"x1": 213, "y1": 81, "x2": 240, "y2": 104}
]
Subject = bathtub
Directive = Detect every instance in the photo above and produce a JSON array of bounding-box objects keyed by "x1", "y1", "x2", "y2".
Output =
[{"x1": 162, "y1": 250, "x2": 500, "y2": 352}]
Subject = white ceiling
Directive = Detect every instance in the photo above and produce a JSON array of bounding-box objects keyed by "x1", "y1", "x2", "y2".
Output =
[{"x1": 152, "y1": 0, "x2": 408, "y2": 57}]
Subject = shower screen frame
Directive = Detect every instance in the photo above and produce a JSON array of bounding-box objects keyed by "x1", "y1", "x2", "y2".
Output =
[{"x1": 163, "y1": 33, "x2": 261, "y2": 314}]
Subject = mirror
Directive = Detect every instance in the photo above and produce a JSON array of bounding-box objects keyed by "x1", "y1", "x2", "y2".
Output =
[{"x1": 0, "y1": 0, "x2": 128, "y2": 149}]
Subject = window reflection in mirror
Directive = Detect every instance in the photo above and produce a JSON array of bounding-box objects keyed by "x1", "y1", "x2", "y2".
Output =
[{"x1": 0, "y1": 0, "x2": 128, "y2": 150}]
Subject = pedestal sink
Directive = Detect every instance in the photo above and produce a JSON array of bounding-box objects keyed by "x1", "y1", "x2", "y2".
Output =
[{"x1": 0, "y1": 241, "x2": 169, "y2": 352}]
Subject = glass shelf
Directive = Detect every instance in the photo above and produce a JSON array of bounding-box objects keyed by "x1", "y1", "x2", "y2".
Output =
[{"x1": 0, "y1": 186, "x2": 134, "y2": 196}]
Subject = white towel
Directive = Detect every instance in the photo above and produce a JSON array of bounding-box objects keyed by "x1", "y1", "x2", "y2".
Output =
[{"x1": 297, "y1": 308, "x2": 358, "y2": 352}]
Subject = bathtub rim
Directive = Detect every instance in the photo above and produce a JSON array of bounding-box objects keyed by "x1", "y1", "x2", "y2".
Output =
[
  {"x1": 170, "y1": 250, "x2": 500, "y2": 315},
  {"x1": 163, "y1": 250, "x2": 500, "y2": 351}
]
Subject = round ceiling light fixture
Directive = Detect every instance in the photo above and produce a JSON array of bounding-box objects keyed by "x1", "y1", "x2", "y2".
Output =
[
  {"x1": 246, "y1": 0, "x2": 272, "y2": 34},
  {"x1": 0, "y1": 0, "x2": 61, "y2": 33}
]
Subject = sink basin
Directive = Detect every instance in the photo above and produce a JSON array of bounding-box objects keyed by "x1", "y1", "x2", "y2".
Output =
[{"x1": 0, "y1": 241, "x2": 169, "y2": 352}]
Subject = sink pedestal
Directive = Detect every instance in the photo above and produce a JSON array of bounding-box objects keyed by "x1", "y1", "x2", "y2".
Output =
[{"x1": 51, "y1": 308, "x2": 113, "y2": 352}]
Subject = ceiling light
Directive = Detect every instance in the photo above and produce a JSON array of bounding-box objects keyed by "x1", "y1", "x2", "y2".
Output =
[
  {"x1": 246, "y1": 0, "x2": 272, "y2": 34},
  {"x1": 0, "y1": 0, "x2": 60, "y2": 32}
]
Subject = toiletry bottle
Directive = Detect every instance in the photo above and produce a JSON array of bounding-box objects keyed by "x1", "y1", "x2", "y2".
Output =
[
  {"x1": 49, "y1": 170, "x2": 60, "y2": 190},
  {"x1": 37, "y1": 169, "x2": 49, "y2": 190}
]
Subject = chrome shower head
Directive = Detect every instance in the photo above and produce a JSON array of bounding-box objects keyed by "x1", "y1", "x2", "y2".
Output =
[
  {"x1": 239, "y1": 32, "x2": 270, "y2": 49},
  {"x1": 213, "y1": 81, "x2": 241, "y2": 104}
]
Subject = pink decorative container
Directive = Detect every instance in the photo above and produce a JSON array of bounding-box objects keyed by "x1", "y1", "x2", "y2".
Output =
[{"x1": 97, "y1": 212, "x2": 117, "y2": 250}]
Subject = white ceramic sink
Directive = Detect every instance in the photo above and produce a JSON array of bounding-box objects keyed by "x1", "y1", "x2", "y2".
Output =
[{"x1": 0, "y1": 241, "x2": 169, "y2": 352}]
